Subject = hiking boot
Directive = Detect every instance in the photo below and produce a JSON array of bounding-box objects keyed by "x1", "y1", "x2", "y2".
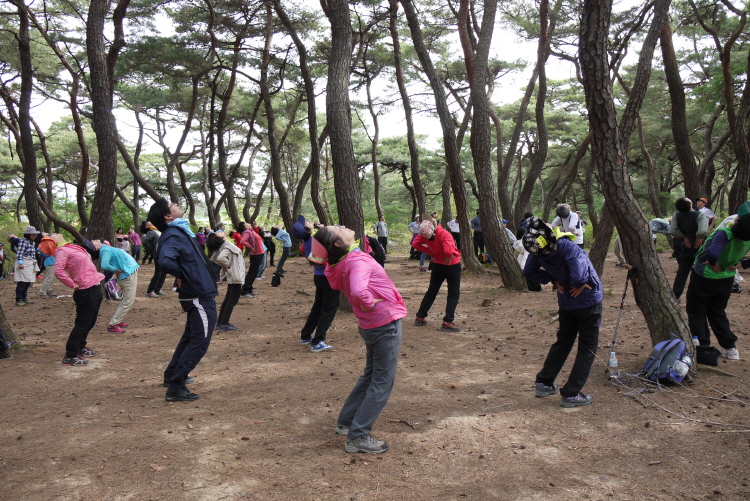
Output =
[
  {"x1": 23, "y1": 299, "x2": 34, "y2": 305},
  {"x1": 560, "y1": 392, "x2": 594, "y2": 408},
  {"x1": 414, "y1": 317, "x2": 428, "y2": 327},
  {"x1": 146, "y1": 292, "x2": 159, "y2": 298},
  {"x1": 107, "y1": 325, "x2": 125, "y2": 333},
  {"x1": 731, "y1": 284, "x2": 743, "y2": 293},
  {"x1": 335, "y1": 424, "x2": 350, "y2": 436},
  {"x1": 722, "y1": 348, "x2": 740, "y2": 360},
  {"x1": 78, "y1": 347, "x2": 97, "y2": 357},
  {"x1": 62, "y1": 356, "x2": 88, "y2": 366},
  {"x1": 345, "y1": 434, "x2": 388, "y2": 454},
  {"x1": 441, "y1": 322, "x2": 461, "y2": 332},
  {"x1": 165, "y1": 387, "x2": 199, "y2": 402},
  {"x1": 535, "y1": 382, "x2": 558, "y2": 398},
  {"x1": 15, "y1": 301, "x2": 26, "y2": 307},
  {"x1": 116, "y1": 322, "x2": 129, "y2": 328},
  {"x1": 300, "y1": 338, "x2": 312, "y2": 345},
  {"x1": 163, "y1": 376, "x2": 195, "y2": 387},
  {"x1": 311, "y1": 341, "x2": 334, "y2": 353}
]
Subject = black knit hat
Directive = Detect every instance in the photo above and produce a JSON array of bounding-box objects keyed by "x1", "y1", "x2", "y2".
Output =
[{"x1": 147, "y1": 198, "x2": 171, "y2": 231}]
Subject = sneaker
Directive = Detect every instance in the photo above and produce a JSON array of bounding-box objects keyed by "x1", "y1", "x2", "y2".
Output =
[
  {"x1": 441, "y1": 322, "x2": 461, "y2": 332},
  {"x1": 560, "y1": 392, "x2": 594, "y2": 408},
  {"x1": 156, "y1": 290, "x2": 167, "y2": 296},
  {"x1": 419, "y1": 267, "x2": 427, "y2": 272},
  {"x1": 6, "y1": 342, "x2": 14, "y2": 349},
  {"x1": 46, "y1": 291, "x2": 57, "y2": 298},
  {"x1": 335, "y1": 424, "x2": 350, "y2": 436},
  {"x1": 116, "y1": 322, "x2": 128, "y2": 328},
  {"x1": 722, "y1": 348, "x2": 740, "y2": 360},
  {"x1": 165, "y1": 387, "x2": 199, "y2": 402},
  {"x1": 163, "y1": 376, "x2": 195, "y2": 387},
  {"x1": 62, "y1": 356, "x2": 88, "y2": 366},
  {"x1": 535, "y1": 382, "x2": 559, "y2": 398},
  {"x1": 300, "y1": 338, "x2": 312, "y2": 345},
  {"x1": 345, "y1": 434, "x2": 388, "y2": 454},
  {"x1": 311, "y1": 341, "x2": 334, "y2": 353},
  {"x1": 36, "y1": 275, "x2": 43, "y2": 280},
  {"x1": 78, "y1": 347, "x2": 97, "y2": 357},
  {"x1": 240, "y1": 292, "x2": 255, "y2": 298},
  {"x1": 15, "y1": 301, "x2": 26, "y2": 307},
  {"x1": 146, "y1": 292, "x2": 159, "y2": 298},
  {"x1": 731, "y1": 285, "x2": 743, "y2": 294},
  {"x1": 23, "y1": 299, "x2": 34, "y2": 305},
  {"x1": 414, "y1": 317, "x2": 428, "y2": 327},
  {"x1": 107, "y1": 325, "x2": 125, "y2": 333},
  {"x1": 217, "y1": 323, "x2": 238, "y2": 332},
  {"x1": 38, "y1": 292, "x2": 51, "y2": 298}
]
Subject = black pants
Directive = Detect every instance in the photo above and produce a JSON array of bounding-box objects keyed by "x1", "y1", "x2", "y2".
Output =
[
  {"x1": 15, "y1": 282, "x2": 31, "y2": 302},
  {"x1": 473, "y1": 231, "x2": 485, "y2": 257},
  {"x1": 301, "y1": 274, "x2": 340, "y2": 345},
  {"x1": 451, "y1": 232, "x2": 461, "y2": 251},
  {"x1": 147, "y1": 259, "x2": 167, "y2": 294},
  {"x1": 536, "y1": 302, "x2": 601, "y2": 398},
  {"x1": 218, "y1": 284, "x2": 242, "y2": 325},
  {"x1": 672, "y1": 240, "x2": 698, "y2": 299},
  {"x1": 265, "y1": 239, "x2": 276, "y2": 265},
  {"x1": 686, "y1": 272, "x2": 737, "y2": 349},
  {"x1": 377, "y1": 236, "x2": 388, "y2": 254},
  {"x1": 164, "y1": 296, "x2": 217, "y2": 391},
  {"x1": 416, "y1": 262, "x2": 461, "y2": 323},
  {"x1": 242, "y1": 254, "x2": 263, "y2": 294},
  {"x1": 131, "y1": 245, "x2": 142, "y2": 263},
  {"x1": 65, "y1": 285, "x2": 103, "y2": 358},
  {"x1": 276, "y1": 246, "x2": 290, "y2": 273},
  {"x1": 142, "y1": 247, "x2": 154, "y2": 264}
]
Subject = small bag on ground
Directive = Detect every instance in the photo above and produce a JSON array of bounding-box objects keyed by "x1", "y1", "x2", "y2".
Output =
[
  {"x1": 638, "y1": 338, "x2": 690, "y2": 384},
  {"x1": 271, "y1": 272, "x2": 282, "y2": 287},
  {"x1": 695, "y1": 346, "x2": 721, "y2": 366}
]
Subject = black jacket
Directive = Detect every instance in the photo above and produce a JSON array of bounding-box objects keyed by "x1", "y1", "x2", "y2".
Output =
[{"x1": 156, "y1": 226, "x2": 217, "y2": 299}]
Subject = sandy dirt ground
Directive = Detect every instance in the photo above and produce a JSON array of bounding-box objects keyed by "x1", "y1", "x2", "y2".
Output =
[{"x1": 1, "y1": 249, "x2": 749, "y2": 501}]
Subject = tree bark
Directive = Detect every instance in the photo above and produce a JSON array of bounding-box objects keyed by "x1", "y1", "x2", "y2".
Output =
[{"x1": 580, "y1": 0, "x2": 690, "y2": 347}]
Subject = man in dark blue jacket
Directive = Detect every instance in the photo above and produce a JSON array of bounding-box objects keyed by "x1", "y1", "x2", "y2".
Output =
[
  {"x1": 522, "y1": 217, "x2": 603, "y2": 408},
  {"x1": 148, "y1": 199, "x2": 218, "y2": 402}
]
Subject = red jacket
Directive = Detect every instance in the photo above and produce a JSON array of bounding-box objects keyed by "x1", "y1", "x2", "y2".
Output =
[
  {"x1": 411, "y1": 226, "x2": 461, "y2": 265},
  {"x1": 240, "y1": 229, "x2": 264, "y2": 256}
]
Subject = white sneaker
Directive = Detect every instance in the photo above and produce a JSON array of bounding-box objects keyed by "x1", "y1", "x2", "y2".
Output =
[{"x1": 722, "y1": 348, "x2": 740, "y2": 360}]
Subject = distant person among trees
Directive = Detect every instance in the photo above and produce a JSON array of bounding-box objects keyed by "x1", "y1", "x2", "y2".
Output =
[
  {"x1": 128, "y1": 228, "x2": 142, "y2": 262},
  {"x1": 686, "y1": 203, "x2": 750, "y2": 361},
  {"x1": 502, "y1": 219, "x2": 516, "y2": 243},
  {"x1": 271, "y1": 225, "x2": 292, "y2": 275},
  {"x1": 516, "y1": 211, "x2": 533, "y2": 240},
  {"x1": 470, "y1": 211, "x2": 484, "y2": 258},
  {"x1": 313, "y1": 224, "x2": 407, "y2": 454},
  {"x1": 53, "y1": 234, "x2": 105, "y2": 366},
  {"x1": 143, "y1": 221, "x2": 166, "y2": 297},
  {"x1": 93, "y1": 240, "x2": 140, "y2": 334},
  {"x1": 239, "y1": 222, "x2": 264, "y2": 298},
  {"x1": 374, "y1": 215, "x2": 388, "y2": 254},
  {"x1": 14, "y1": 226, "x2": 40, "y2": 307},
  {"x1": 37, "y1": 232, "x2": 59, "y2": 298},
  {"x1": 550, "y1": 204, "x2": 584, "y2": 249},
  {"x1": 260, "y1": 226, "x2": 275, "y2": 267},
  {"x1": 140, "y1": 221, "x2": 157, "y2": 265},
  {"x1": 115, "y1": 228, "x2": 130, "y2": 253},
  {"x1": 412, "y1": 214, "x2": 462, "y2": 332},
  {"x1": 295, "y1": 215, "x2": 338, "y2": 352},
  {"x1": 696, "y1": 198, "x2": 717, "y2": 234},
  {"x1": 208, "y1": 231, "x2": 244, "y2": 332},
  {"x1": 148, "y1": 199, "x2": 218, "y2": 402},
  {"x1": 648, "y1": 218, "x2": 672, "y2": 250},
  {"x1": 195, "y1": 227, "x2": 207, "y2": 254},
  {"x1": 446, "y1": 218, "x2": 460, "y2": 250},
  {"x1": 669, "y1": 197, "x2": 708, "y2": 301},
  {"x1": 522, "y1": 217, "x2": 602, "y2": 408}
]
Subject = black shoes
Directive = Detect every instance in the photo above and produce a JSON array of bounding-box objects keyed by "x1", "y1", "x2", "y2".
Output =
[
  {"x1": 165, "y1": 386, "x2": 199, "y2": 402},
  {"x1": 162, "y1": 376, "x2": 195, "y2": 388}
]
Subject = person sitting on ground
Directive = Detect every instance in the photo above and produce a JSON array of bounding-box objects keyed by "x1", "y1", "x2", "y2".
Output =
[
  {"x1": 686, "y1": 203, "x2": 750, "y2": 361},
  {"x1": 148, "y1": 199, "x2": 218, "y2": 402},
  {"x1": 93, "y1": 239, "x2": 140, "y2": 334},
  {"x1": 53, "y1": 234, "x2": 105, "y2": 366},
  {"x1": 295, "y1": 215, "x2": 338, "y2": 352},
  {"x1": 313, "y1": 225, "x2": 407, "y2": 454},
  {"x1": 208, "y1": 231, "x2": 245, "y2": 332},
  {"x1": 411, "y1": 214, "x2": 462, "y2": 332},
  {"x1": 14, "y1": 226, "x2": 40, "y2": 307},
  {"x1": 522, "y1": 217, "x2": 602, "y2": 408},
  {"x1": 271, "y1": 225, "x2": 292, "y2": 274}
]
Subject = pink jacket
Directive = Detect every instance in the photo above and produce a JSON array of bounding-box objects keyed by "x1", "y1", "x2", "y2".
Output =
[
  {"x1": 240, "y1": 229, "x2": 265, "y2": 256},
  {"x1": 325, "y1": 249, "x2": 407, "y2": 329},
  {"x1": 54, "y1": 244, "x2": 105, "y2": 290}
]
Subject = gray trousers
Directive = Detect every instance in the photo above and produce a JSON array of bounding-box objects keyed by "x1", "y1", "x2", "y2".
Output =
[{"x1": 338, "y1": 319, "x2": 402, "y2": 439}]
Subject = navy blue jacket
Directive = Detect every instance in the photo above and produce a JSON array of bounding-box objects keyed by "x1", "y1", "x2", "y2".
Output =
[
  {"x1": 156, "y1": 226, "x2": 218, "y2": 299},
  {"x1": 523, "y1": 237, "x2": 602, "y2": 310}
]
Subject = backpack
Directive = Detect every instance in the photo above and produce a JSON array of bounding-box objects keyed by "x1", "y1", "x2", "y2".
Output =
[
  {"x1": 366, "y1": 236, "x2": 386, "y2": 268},
  {"x1": 104, "y1": 278, "x2": 123, "y2": 301},
  {"x1": 479, "y1": 252, "x2": 493, "y2": 265},
  {"x1": 271, "y1": 272, "x2": 282, "y2": 287},
  {"x1": 638, "y1": 338, "x2": 689, "y2": 384}
]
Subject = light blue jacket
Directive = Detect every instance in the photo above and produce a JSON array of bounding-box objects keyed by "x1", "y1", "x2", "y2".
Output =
[
  {"x1": 275, "y1": 228, "x2": 292, "y2": 248},
  {"x1": 99, "y1": 244, "x2": 140, "y2": 280}
]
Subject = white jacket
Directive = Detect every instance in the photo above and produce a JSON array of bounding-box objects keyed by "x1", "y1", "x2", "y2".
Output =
[{"x1": 211, "y1": 241, "x2": 245, "y2": 284}]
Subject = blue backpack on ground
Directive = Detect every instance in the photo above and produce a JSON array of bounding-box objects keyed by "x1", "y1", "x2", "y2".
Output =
[{"x1": 638, "y1": 338, "x2": 687, "y2": 384}]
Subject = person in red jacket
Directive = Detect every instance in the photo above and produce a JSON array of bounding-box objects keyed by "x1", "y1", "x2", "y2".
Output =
[
  {"x1": 411, "y1": 214, "x2": 462, "y2": 332},
  {"x1": 238, "y1": 222, "x2": 265, "y2": 298}
]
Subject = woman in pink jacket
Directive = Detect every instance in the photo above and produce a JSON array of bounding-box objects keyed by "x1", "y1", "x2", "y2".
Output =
[{"x1": 313, "y1": 225, "x2": 407, "y2": 454}]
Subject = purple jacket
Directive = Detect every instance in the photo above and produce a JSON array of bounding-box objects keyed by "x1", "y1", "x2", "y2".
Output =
[
  {"x1": 325, "y1": 249, "x2": 407, "y2": 329},
  {"x1": 523, "y1": 238, "x2": 602, "y2": 310}
]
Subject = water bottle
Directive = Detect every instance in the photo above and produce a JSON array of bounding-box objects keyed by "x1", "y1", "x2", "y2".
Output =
[
  {"x1": 608, "y1": 351, "x2": 619, "y2": 379},
  {"x1": 692, "y1": 336, "x2": 700, "y2": 347}
]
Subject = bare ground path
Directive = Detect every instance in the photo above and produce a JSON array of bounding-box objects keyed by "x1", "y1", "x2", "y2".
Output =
[{"x1": 1, "y1": 251, "x2": 749, "y2": 500}]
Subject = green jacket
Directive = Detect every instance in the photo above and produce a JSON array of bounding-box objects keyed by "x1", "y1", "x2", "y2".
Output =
[{"x1": 693, "y1": 227, "x2": 750, "y2": 279}]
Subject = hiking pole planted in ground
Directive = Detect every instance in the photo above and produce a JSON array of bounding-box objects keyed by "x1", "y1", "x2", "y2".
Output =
[{"x1": 609, "y1": 264, "x2": 639, "y2": 379}]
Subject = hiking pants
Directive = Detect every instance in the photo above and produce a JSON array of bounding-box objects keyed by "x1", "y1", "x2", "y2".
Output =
[
  {"x1": 276, "y1": 246, "x2": 290, "y2": 273},
  {"x1": 416, "y1": 262, "x2": 462, "y2": 323},
  {"x1": 164, "y1": 296, "x2": 217, "y2": 391},
  {"x1": 65, "y1": 285, "x2": 103, "y2": 358},
  {"x1": 242, "y1": 254, "x2": 263, "y2": 294},
  {"x1": 110, "y1": 272, "x2": 137, "y2": 326},
  {"x1": 536, "y1": 302, "x2": 601, "y2": 398},
  {"x1": 218, "y1": 284, "x2": 242, "y2": 325},
  {"x1": 672, "y1": 241, "x2": 698, "y2": 299},
  {"x1": 300, "y1": 274, "x2": 340, "y2": 345},
  {"x1": 338, "y1": 319, "x2": 402, "y2": 439},
  {"x1": 686, "y1": 272, "x2": 737, "y2": 349}
]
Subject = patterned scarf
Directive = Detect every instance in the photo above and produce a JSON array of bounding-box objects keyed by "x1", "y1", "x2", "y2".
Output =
[{"x1": 522, "y1": 217, "x2": 556, "y2": 255}]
